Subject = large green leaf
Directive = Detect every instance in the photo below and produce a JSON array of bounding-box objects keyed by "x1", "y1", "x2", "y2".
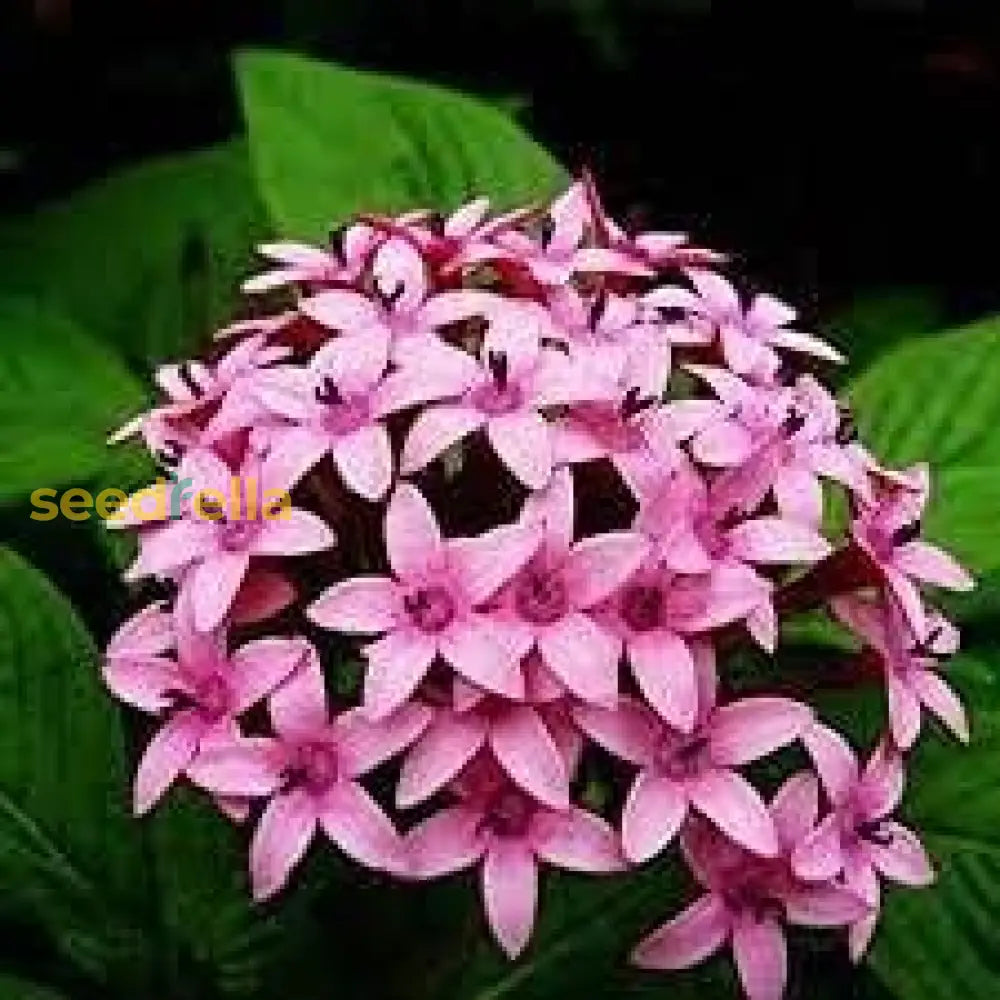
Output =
[
  {"x1": 0, "y1": 297, "x2": 151, "y2": 507},
  {"x1": 234, "y1": 49, "x2": 568, "y2": 240},
  {"x1": 846, "y1": 314, "x2": 1000, "y2": 577},
  {"x1": 0, "y1": 140, "x2": 268, "y2": 370},
  {"x1": 0, "y1": 546, "x2": 286, "y2": 997}
]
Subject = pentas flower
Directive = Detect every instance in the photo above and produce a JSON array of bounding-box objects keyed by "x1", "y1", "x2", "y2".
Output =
[
  {"x1": 489, "y1": 468, "x2": 649, "y2": 704},
  {"x1": 122, "y1": 446, "x2": 335, "y2": 632},
  {"x1": 632, "y1": 776, "x2": 869, "y2": 1000},
  {"x1": 574, "y1": 652, "x2": 813, "y2": 862},
  {"x1": 850, "y1": 464, "x2": 973, "y2": 635},
  {"x1": 406, "y1": 759, "x2": 623, "y2": 959},
  {"x1": 299, "y1": 237, "x2": 441, "y2": 359},
  {"x1": 794, "y1": 724, "x2": 934, "y2": 959},
  {"x1": 103, "y1": 594, "x2": 309, "y2": 814},
  {"x1": 649, "y1": 270, "x2": 843, "y2": 376},
  {"x1": 400, "y1": 302, "x2": 606, "y2": 489},
  {"x1": 832, "y1": 595, "x2": 967, "y2": 749},
  {"x1": 396, "y1": 654, "x2": 578, "y2": 811},
  {"x1": 190, "y1": 658, "x2": 430, "y2": 898},
  {"x1": 309, "y1": 484, "x2": 539, "y2": 717},
  {"x1": 595, "y1": 559, "x2": 761, "y2": 730},
  {"x1": 253, "y1": 332, "x2": 403, "y2": 501}
]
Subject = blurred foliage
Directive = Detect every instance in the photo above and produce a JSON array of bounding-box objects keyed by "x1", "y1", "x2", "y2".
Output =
[{"x1": 0, "y1": 35, "x2": 997, "y2": 1000}]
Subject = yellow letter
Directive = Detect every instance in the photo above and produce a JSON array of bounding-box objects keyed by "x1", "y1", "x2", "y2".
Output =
[
  {"x1": 262, "y1": 489, "x2": 291, "y2": 520},
  {"x1": 29, "y1": 488, "x2": 59, "y2": 521},
  {"x1": 60, "y1": 487, "x2": 93, "y2": 522},
  {"x1": 195, "y1": 488, "x2": 226, "y2": 521},
  {"x1": 96, "y1": 488, "x2": 128, "y2": 520},
  {"x1": 131, "y1": 479, "x2": 168, "y2": 522}
]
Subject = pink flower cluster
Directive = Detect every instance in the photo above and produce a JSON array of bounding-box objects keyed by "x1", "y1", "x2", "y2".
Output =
[{"x1": 104, "y1": 177, "x2": 974, "y2": 1000}]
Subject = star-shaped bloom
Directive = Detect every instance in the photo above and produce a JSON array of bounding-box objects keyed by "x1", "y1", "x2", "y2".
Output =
[
  {"x1": 308, "y1": 484, "x2": 539, "y2": 717},
  {"x1": 575, "y1": 652, "x2": 812, "y2": 863},
  {"x1": 190, "y1": 659, "x2": 430, "y2": 898},
  {"x1": 406, "y1": 761, "x2": 623, "y2": 959},
  {"x1": 489, "y1": 468, "x2": 649, "y2": 704},
  {"x1": 632, "y1": 774, "x2": 868, "y2": 1000}
]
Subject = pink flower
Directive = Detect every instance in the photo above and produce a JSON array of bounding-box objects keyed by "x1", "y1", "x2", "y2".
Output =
[
  {"x1": 104, "y1": 596, "x2": 309, "y2": 815},
  {"x1": 400, "y1": 303, "x2": 605, "y2": 488},
  {"x1": 632, "y1": 774, "x2": 868, "y2": 1000},
  {"x1": 647, "y1": 271, "x2": 843, "y2": 376},
  {"x1": 253, "y1": 332, "x2": 402, "y2": 500},
  {"x1": 489, "y1": 468, "x2": 649, "y2": 704},
  {"x1": 832, "y1": 595, "x2": 967, "y2": 749},
  {"x1": 406, "y1": 762, "x2": 623, "y2": 958},
  {"x1": 575, "y1": 652, "x2": 813, "y2": 862},
  {"x1": 190, "y1": 659, "x2": 430, "y2": 898},
  {"x1": 308, "y1": 484, "x2": 539, "y2": 717},
  {"x1": 242, "y1": 224, "x2": 378, "y2": 293},
  {"x1": 851, "y1": 464, "x2": 973, "y2": 635},
  {"x1": 123, "y1": 447, "x2": 336, "y2": 632},
  {"x1": 396, "y1": 656, "x2": 577, "y2": 811},
  {"x1": 551, "y1": 342, "x2": 679, "y2": 490},
  {"x1": 595, "y1": 560, "x2": 763, "y2": 730},
  {"x1": 298, "y1": 237, "x2": 438, "y2": 357},
  {"x1": 793, "y1": 724, "x2": 934, "y2": 957}
]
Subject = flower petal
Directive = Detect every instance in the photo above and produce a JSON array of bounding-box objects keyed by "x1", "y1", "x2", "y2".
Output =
[
  {"x1": 801, "y1": 722, "x2": 859, "y2": 806},
  {"x1": 406, "y1": 805, "x2": 486, "y2": 878},
  {"x1": 252, "y1": 508, "x2": 336, "y2": 557},
  {"x1": 563, "y1": 532, "x2": 649, "y2": 609},
  {"x1": 188, "y1": 738, "x2": 285, "y2": 797},
  {"x1": 910, "y1": 668, "x2": 969, "y2": 743},
  {"x1": 320, "y1": 781, "x2": 404, "y2": 873},
  {"x1": 707, "y1": 697, "x2": 812, "y2": 766},
  {"x1": 447, "y1": 521, "x2": 540, "y2": 606},
  {"x1": 309, "y1": 576, "x2": 401, "y2": 634},
  {"x1": 363, "y1": 629, "x2": 437, "y2": 720},
  {"x1": 440, "y1": 618, "x2": 524, "y2": 700},
  {"x1": 401, "y1": 405, "x2": 484, "y2": 474},
  {"x1": 487, "y1": 411, "x2": 553, "y2": 490},
  {"x1": 571, "y1": 698, "x2": 660, "y2": 766},
  {"x1": 250, "y1": 790, "x2": 318, "y2": 901},
  {"x1": 631, "y1": 894, "x2": 730, "y2": 971},
  {"x1": 385, "y1": 484, "x2": 443, "y2": 580},
  {"x1": 791, "y1": 813, "x2": 845, "y2": 881},
  {"x1": 688, "y1": 768, "x2": 779, "y2": 858},
  {"x1": 868, "y1": 822, "x2": 934, "y2": 887},
  {"x1": 530, "y1": 807, "x2": 624, "y2": 872},
  {"x1": 482, "y1": 840, "x2": 538, "y2": 959},
  {"x1": 627, "y1": 630, "x2": 698, "y2": 733},
  {"x1": 396, "y1": 712, "x2": 488, "y2": 808},
  {"x1": 333, "y1": 703, "x2": 432, "y2": 779},
  {"x1": 332, "y1": 424, "x2": 394, "y2": 502},
  {"x1": 732, "y1": 918, "x2": 788, "y2": 1000},
  {"x1": 229, "y1": 636, "x2": 311, "y2": 712},
  {"x1": 769, "y1": 770, "x2": 820, "y2": 849},
  {"x1": 189, "y1": 551, "x2": 251, "y2": 632},
  {"x1": 621, "y1": 770, "x2": 687, "y2": 863},
  {"x1": 538, "y1": 612, "x2": 620, "y2": 705},
  {"x1": 490, "y1": 705, "x2": 569, "y2": 811},
  {"x1": 726, "y1": 517, "x2": 831, "y2": 566},
  {"x1": 894, "y1": 540, "x2": 974, "y2": 592},
  {"x1": 133, "y1": 712, "x2": 203, "y2": 815}
]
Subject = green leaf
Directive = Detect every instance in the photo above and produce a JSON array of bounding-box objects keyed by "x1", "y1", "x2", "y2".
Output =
[
  {"x1": 846, "y1": 314, "x2": 1000, "y2": 577},
  {"x1": 234, "y1": 49, "x2": 568, "y2": 240},
  {"x1": 823, "y1": 288, "x2": 945, "y2": 378},
  {"x1": 0, "y1": 296, "x2": 152, "y2": 507},
  {"x1": 0, "y1": 976, "x2": 73, "y2": 1000},
  {"x1": 864, "y1": 651, "x2": 1000, "y2": 999},
  {"x1": 0, "y1": 140, "x2": 268, "y2": 370},
  {"x1": 0, "y1": 546, "x2": 287, "y2": 997},
  {"x1": 0, "y1": 546, "x2": 151, "y2": 988}
]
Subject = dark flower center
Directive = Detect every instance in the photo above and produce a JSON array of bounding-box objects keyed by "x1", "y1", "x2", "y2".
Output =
[
  {"x1": 483, "y1": 790, "x2": 534, "y2": 838},
  {"x1": 315, "y1": 377, "x2": 370, "y2": 436},
  {"x1": 515, "y1": 569, "x2": 569, "y2": 625},
  {"x1": 289, "y1": 741, "x2": 340, "y2": 794},
  {"x1": 856, "y1": 819, "x2": 895, "y2": 848},
  {"x1": 620, "y1": 584, "x2": 664, "y2": 632},
  {"x1": 404, "y1": 586, "x2": 456, "y2": 633},
  {"x1": 193, "y1": 673, "x2": 231, "y2": 721}
]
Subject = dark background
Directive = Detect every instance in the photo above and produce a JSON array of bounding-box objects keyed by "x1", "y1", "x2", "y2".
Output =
[{"x1": 3, "y1": 0, "x2": 1000, "y2": 324}]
